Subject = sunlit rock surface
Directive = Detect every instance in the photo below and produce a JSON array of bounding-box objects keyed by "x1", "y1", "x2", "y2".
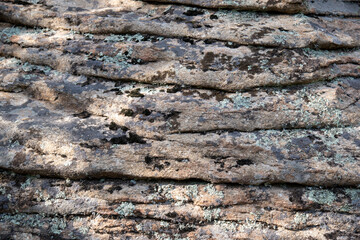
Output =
[{"x1": 0, "y1": 0, "x2": 359, "y2": 239}]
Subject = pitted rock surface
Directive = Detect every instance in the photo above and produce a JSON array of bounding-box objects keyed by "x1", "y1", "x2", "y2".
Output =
[{"x1": 0, "y1": 0, "x2": 359, "y2": 239}]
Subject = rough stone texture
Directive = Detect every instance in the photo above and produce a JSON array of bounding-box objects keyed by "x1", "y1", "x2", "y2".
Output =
[
  {"x1": 0, "y1": 0, "x2": 359, "y2": 239},
  {"x1": 143, "y1": 0, "x2": 360, "y2": 16}
]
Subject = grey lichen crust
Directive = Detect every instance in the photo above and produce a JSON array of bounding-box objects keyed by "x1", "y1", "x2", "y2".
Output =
[
  {"x1": 115, "y1": 202, "x2": 136, "y2": 217},
  {"x1": 0, "y1": 0, "x2": 359, "y2": 239},
  {"x1": 0, "y1": 171, "x2": 359, "y2": 239}
]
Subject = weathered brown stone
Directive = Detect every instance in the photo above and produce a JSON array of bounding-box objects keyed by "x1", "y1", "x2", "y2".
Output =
[
  {"x1": 1, "y1": 1, "x2": 360, "y2": 49},
  {"x1": 0, "y1": 171, "x2": 359, "y2": 239},
  {"x1": 143, "y1": 0, "x2": 360, "y2": 16},
  {"x1": 0, "y1": 56, "x2": 359, "y2": 186},
  {"x1": 1, "y1": 25, "x2": 360, "y2": 91},
  {"x1": 0, "y1": 0, "x2": 359, "y2": 239}
]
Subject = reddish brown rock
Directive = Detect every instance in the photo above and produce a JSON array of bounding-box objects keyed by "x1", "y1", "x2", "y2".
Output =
[
  {"x1": 143, "y1": 0, "x2": 360, "y2": 16},
  {"x1": 0, "y1": 0, "x2": 359, "y2": 239}
]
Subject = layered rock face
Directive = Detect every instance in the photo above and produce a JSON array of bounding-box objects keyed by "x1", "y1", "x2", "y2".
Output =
[{"x1": 0, "y1": 0, "x2": 359, "y2": 239}]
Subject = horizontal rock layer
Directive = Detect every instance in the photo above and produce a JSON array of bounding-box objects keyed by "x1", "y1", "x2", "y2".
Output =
[
  {"x1": 4, "y1": 0, "x2": 360, "y2": 16},
  {"x1": 0, "y1": 57, "x2": 359, "y2": 185},
  {"x1": 0, "y1": 0, "x2": 359, "y2": 239},
  {"x1": 143, "y1": 0, "x2": 360, "y2": 16},
  {"x1": 1, "y1": 170, "x2": 360, "y2": 239},
  {"x1": 1, "y1": 1, "x2": 360, "y2": 49},
  {"x1": 1, "y1": 24, "x2": 360, "y2": 91}
]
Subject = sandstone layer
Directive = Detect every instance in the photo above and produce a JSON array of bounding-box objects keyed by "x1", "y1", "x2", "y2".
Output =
[{"x1": 0, "y1": 0, "x2": 359, "y2": 239}]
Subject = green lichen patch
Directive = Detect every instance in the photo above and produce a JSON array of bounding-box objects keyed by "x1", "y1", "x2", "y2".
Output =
[
  {"x1": 0, "y1": 213, "x2": 66, "y2": 235},
  {"x1": 0, "y1": 27, "x2": 27, "y2": 43},
  {"x1": 305, "y1": 189, "x2": 336, "y2": 205},
  {"x1": 345, "y1": 189, "x2": 360, "y2": 205},
  {"x1": 87, "y1": 47, "x2": 140, "y2": 69},
  {"x1": 0, "y1": 213, "x2": 43, "y2": 228},
  {"x1": 21, "y1": 62, "x2": 52, "y2": 75},
  {"x1": 104, "y1": 33, "x2": 164, "y2": 43},
  {"x1": 114, "y1": 202, "x2": 136, "y2": 217},
  {"x1": 231, "y1": 92, "x2": 252, "y2": 109},
  {"x1": 222, "y1": 0, "x2": 241, "y2": 7},
  {"x1": 28, "y1": 0, "x2": 40, "y2": 4},
  {"x1": 0, "y1": 26, "x2": 56, "y2": 43},
  {"x1": 50, "y1": 217, "x2": 67, "y2": 234},
  {"x1": 217, "y1": 92, "x2": 252, "y2": 109},
  {"x1": 215, "y1": 220, "x2": 239, "y2": 232},
  {"x1": 105, "y1": 33, "x2": 144, "y2": 42},
  {"x1": 293, "y1": 87, "x2": 343, "y2": 128},
  {"x1": 20, "y1": 177, "x2": 34, "y2": 189},
  {"x1": 274, "y1": 35, "x2": 287, "y2": 44},
  {"x1": 203, "y1": 184, "x2": 224, "y2": 199},
  {"x1": 293, "y1": 212, "x2": 308, "y2": 225},
  {"x1": 214, "y1": 10, "x2": 259, "y2": 22},
  {"x1": 84, "y1": 33, "x2": 94, "y2": 40},
  {"x1": 185, "y1": 184, "x2": 198, "y2": 199},
  {"x1": 203, "y1": 207, "x2": 221, "y2": 221},
  {"x1": 239, "y1": 218, "x2": 263, "y2": 232}
]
